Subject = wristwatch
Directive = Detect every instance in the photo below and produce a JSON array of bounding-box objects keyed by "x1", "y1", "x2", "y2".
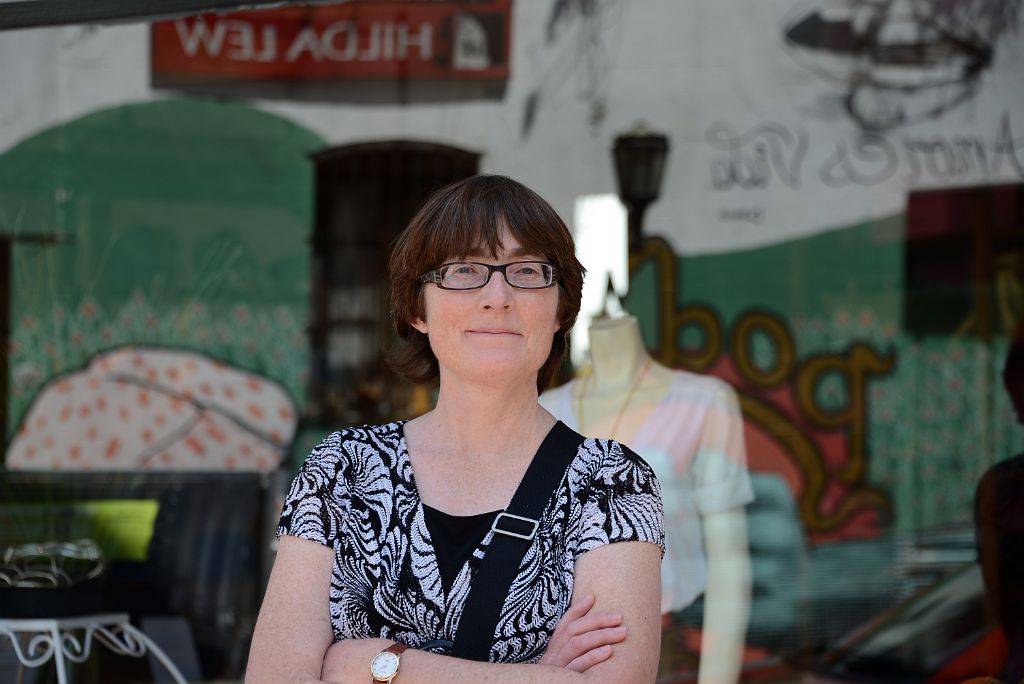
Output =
[{"x1": 370, "y1": 642, "x2": 410, "y2": 683}]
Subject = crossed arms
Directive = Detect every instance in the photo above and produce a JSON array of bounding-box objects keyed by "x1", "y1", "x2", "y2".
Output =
[{"x1": 246, "y1": 534, "x2": 661, "y2": 684}]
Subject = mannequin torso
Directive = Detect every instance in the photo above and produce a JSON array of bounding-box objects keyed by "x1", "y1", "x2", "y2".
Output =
[
  {"x1": 541, "y1": 315, "x2": 753, "y2": 684},
  {"x1": 571, "y1": 316, "x2": 675, "y2": 445}
]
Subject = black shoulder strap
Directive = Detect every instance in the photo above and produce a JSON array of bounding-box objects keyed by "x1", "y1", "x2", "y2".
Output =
[{"x1": 450, "y1": 421, "x2": 585, "y2": 661}]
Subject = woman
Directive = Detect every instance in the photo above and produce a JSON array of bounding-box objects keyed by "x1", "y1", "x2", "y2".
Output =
[{"x1": 247, "y1": 175, "x2": 664, "y2": 683}]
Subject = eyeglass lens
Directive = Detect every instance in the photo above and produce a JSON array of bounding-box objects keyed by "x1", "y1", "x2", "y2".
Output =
[{"x1": 441, "y1": 262, "x2": 553, "y2": 289}]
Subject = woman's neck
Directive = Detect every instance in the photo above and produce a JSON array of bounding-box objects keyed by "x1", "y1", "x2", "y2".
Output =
[
  {"x1": 417, "y1": 373, "x2": 553, "y2": 462},
  {"x1": 587, "y1": 315, "x2": 651, "y2": 392}
]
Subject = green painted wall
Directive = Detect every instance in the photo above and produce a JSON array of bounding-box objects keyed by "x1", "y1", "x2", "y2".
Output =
[
  {"x1": 626, "y1": 216, "x2": 904, "y2": 352},
  {"x1": 3, "y1": 99, "x2": 325, "y2": 438}
]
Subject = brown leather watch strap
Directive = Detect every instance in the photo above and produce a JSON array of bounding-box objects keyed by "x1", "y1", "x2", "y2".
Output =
[{"x1": 370, "y1": 642, "x2": 411, "y2": 683}]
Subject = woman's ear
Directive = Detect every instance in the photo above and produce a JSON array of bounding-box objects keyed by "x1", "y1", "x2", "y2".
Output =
[{"x1": 411, "y1": 317, "x2": 428, "y2": 335}]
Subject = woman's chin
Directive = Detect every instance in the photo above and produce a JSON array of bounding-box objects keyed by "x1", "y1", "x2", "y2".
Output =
[{"x1": 447, "y1": 358, "x2": 541, "y2": 386}]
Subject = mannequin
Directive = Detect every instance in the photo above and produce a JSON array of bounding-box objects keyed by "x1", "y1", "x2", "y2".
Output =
[{"x1": 540, "y1": 315, "x2": 753, "y2": 684}]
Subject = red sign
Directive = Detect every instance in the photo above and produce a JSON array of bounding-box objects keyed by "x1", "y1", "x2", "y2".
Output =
[{"x1": 152, "y1": 1, "x2": 511, "y2": 83}]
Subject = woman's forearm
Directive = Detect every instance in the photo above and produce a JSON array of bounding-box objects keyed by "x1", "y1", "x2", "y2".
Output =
[
  {"x1": 402, "y1": 649, "x2": 589, "y2": 684},
  {"x1": 270, "y1": 653, "x2": 588, "y2": 684},
  {"x1": 321, "y1": 637, "x2": 643, "y2": 684}
]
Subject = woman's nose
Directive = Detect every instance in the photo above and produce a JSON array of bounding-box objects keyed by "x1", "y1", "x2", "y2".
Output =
[{"x1": 479, "y1": 270, "x2": 514, "y2": 308}]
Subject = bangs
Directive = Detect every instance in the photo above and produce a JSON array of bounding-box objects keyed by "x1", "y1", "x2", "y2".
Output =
[{"x1": 412, "y1": 178, "x2": 572, "y2": 269}]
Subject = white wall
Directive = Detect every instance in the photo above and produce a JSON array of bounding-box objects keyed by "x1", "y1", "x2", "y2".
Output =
[{"x1": 3, "y1": 0, "x2": 1023, "y2": 254}]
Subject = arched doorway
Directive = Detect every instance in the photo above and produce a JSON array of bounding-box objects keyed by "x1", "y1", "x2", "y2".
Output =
[{"x1": 307, "y1": 141, "x2": 479, "y2": 424}]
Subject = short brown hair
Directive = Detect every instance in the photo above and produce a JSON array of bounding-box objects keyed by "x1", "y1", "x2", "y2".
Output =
[{"x1": 388, "y1": 175, "x2": 585, "y2": 392}]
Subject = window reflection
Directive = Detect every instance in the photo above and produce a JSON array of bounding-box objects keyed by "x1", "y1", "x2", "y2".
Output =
[{"x1": 0, "y1": 1, "x2": 1022, "y2": 682}]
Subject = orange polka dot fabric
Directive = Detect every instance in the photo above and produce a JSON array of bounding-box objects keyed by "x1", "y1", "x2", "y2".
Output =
[{"x1": 9, "y1": 347, "x2": 297, "y2": 472}]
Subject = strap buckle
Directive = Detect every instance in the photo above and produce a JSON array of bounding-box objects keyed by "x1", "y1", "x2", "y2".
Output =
[{"x1": 490, "y1": 512, "x2": 539, "y2": 541}]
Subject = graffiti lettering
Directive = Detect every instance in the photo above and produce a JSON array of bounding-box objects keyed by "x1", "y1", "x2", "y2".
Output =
[
  {"x1": 731, "y1": 311, "x2": 796, "y2": 387},
  {"x1": 173, "y1": 17, "x2": 434, "y2": 64},
  {"x1": 669, "y1": 304, "x2": 722, "y2": 372},
  {"x1": 708, "y1": 112, "x2": 1023, "y2": 192},
  {"x1": 796, "y1": 345, "x2": 894, "y2": 484},
  {"x1": 717, "y1": 206, "x2": 764, "y2": 224},
  {"x1": 992, "y1": 111, "x2": 1024, "y2": 178},
  {"x1": 820, "y1": 134, "x2": 900, "y2": 187},
  {"x1": 902, "y1": 137, "x2": 986, "y2": 184},
  {"x1": 824, "y1": 113, "x2": 1024, "y2": 186},
  {"x1": 707, "y1": 122, "x2": 808, "y2": 190},
  {"x1": 630, "y1": 237, "x2": 893, "y2": 535}
]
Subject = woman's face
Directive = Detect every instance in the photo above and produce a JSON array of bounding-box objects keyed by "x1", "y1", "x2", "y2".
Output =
[{"x1": 412, "y1": 229, "x2": 560, "y2": 389}]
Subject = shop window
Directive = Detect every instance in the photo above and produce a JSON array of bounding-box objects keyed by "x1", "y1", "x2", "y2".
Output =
[
  {"x1": 308, "y1": 141, "x2": 478, "y2": 425},
  {"x1": 1, "y1": 237, "x2": 8, "y2": 438},
  {"x1": 904, "y1": 183, "x2": 1024, "y2": 338}
]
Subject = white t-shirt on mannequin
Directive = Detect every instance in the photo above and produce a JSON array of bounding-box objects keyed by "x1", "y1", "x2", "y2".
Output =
[{"x1": 541, "y1": 370, "x2": 753, "y2": 613}]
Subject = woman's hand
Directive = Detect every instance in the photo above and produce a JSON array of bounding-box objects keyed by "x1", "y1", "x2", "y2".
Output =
[{"x1": 539, "y1": 594, "x2": 628, "y2": 672}]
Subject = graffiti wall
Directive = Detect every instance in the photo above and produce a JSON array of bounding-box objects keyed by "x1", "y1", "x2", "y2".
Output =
[
  {"x1": 626, "y1": 229, "x2": 1023, "y2": 538},
  {"x1": 521, "y1": 0, "x2": 1024, "y2": 252},
  {"x1": 607, "y1": 0, "x2": 1024, "y2": 539}
]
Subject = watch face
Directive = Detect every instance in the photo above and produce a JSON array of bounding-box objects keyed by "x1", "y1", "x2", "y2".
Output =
[{"x1": 370, "y1": 651, "x2": 400, "y2": 680}]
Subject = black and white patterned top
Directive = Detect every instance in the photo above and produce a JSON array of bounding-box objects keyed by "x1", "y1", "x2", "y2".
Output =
[{"x1": 277, "y1": 420, "x2": 665, "y2": 663}]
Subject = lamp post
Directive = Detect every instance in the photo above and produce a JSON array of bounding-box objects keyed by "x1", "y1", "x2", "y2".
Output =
[{"x1": 612, "y1": 122, "x2": 669, "y2": 251}]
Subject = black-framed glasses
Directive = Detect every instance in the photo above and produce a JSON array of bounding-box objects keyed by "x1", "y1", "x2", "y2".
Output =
[{"x1": 417, "y1": 261, "x2": 559, "y2": 290}]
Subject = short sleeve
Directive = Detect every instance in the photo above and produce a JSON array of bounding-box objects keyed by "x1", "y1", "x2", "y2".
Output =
[
  {"x1": 690, "y1": 383, "x2": 754, "y2": 514},
  {"x1": 277, "y1": 432, "x2": 350, "y2": 547},
  {"x1": 576, "y1": 441, "x2": 666, "y2": 559}
]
